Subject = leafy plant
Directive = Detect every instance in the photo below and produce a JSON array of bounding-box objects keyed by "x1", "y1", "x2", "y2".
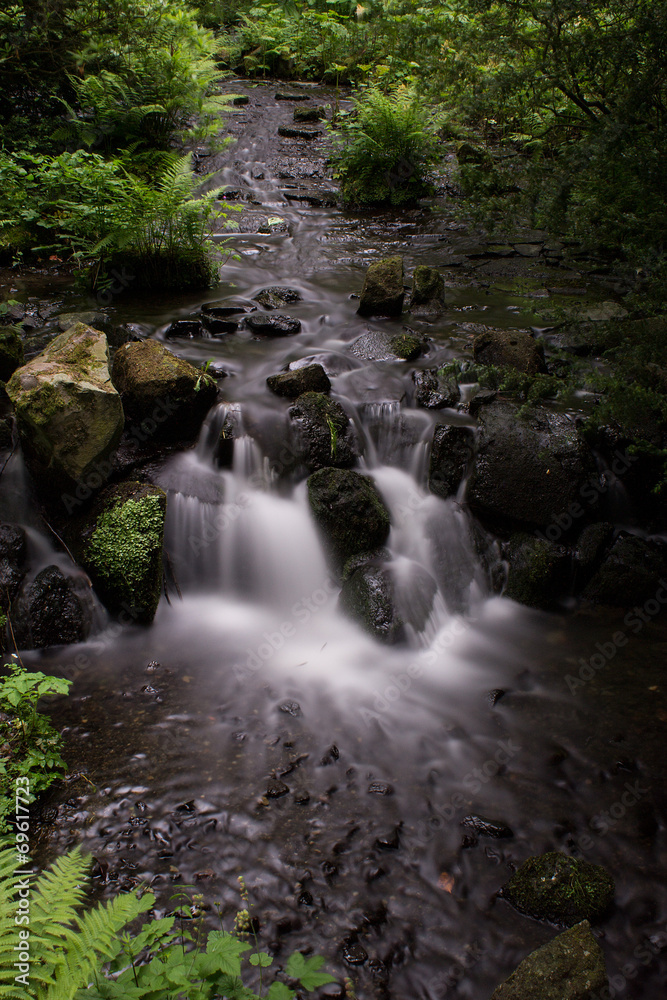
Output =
[
  {"x1": 0, "y1": 844, "x2": 335, "y2": 1000},
  {"x1": 331, "y1": 85, "x2": 440, "y2": 206},
  {"x1": 0, "y1": 664, "x2": 71, "y2": 834}
]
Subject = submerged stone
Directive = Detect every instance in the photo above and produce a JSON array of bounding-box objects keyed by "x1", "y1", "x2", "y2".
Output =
[
  {"x1": 339, "y1": 564, "x2": 405, "y2": 644},
  {"x1": 491, "y1": 921, "x2": 607, "y2": 1000},
  {"x1": 289, "y1": 392, "x2": 357, "y2": 471},
  {"x1": 307, "y1": 468, "x2": 390, "y2": 568},
  {"x1": 357, "y1": 257, "x2": 405, "y2": 317},
  {"x1": 501, "y1": 852, "x2": 615, "y2": 926},
  {"x1": 267, "y1": 364, "x2": 331, "y2": 398},
  {"x1": 245, "y1": 313, "x2": 301, "y2": 336}
]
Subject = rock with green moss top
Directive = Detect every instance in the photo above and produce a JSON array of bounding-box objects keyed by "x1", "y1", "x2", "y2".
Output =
[
  {"x1": 0, "y1": 329, "x2": 24, "y2": 382},
  {"x1": 112, "y1": 339, "x2": 217, "y2": 442},
  {"x1": 389, "y1": 332, "x2": 423, "y2": 361},
  {"x1": 358, "y1": 257, "x2": 405, "y2": 317},
  {"x1": 501, "y1": 853, "x2": 614, "y2": 926},
  {"x1": 473, "y1": 329, "x2": 547, "y2": 375},
  {"x1": 307, "y1": 468, "x2": 390, "y2": 568},
  {"x1": 289, "y1": 391, "x2": 357, "y2": 471},
  {"x1": 410, "y1": 266, "x2": 445, "y2": 316},
  {"x1": 491, "y1": 921, "x2": 607, "y2": 1000},
  {"x1": 504, "y1": 534, "x2": 570, "y2": 610},
  {"x1": 6, "y1": 323, "x2": 124, "y2": 493},
  {"x1": 267, "y1": 363, "x2": 330, "y2": 399},
  {"x1": 76, "y1": 481, "x2": 167, "y2": 623}
]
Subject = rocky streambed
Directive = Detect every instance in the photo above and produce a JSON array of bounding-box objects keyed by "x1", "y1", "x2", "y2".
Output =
[{"x1": 1, "y1": 80, "x2": 666, "y2": 999}]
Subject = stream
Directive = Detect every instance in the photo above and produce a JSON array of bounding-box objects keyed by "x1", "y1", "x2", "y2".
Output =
[{"x1": 3, "y1": 81, "x2": 667, "y2": 999}]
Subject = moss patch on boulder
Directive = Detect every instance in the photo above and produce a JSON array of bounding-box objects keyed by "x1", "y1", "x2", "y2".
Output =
[
  {"x1": 267, "y1": 364, "x2": 330, "y2": 399},
  {"x1": 289, "y1": 391, "x2": 357, "y2": 471},
  {"x1": 307, "y1": 468, "x2": 391, "y2": 568},
  {"x1": 0, "y1": 329, "x2": 24, "y2": 382},
  {"x1": 501, "y1": 852, "x2": 615, "y2": 926},
  {"x1": 491, "y1": 921, "x2": 607, "y2": 1000},
  {"x1": 473, "y1": 329, "x2": 547, "y2": 375},
  {"x1": 410, "y1": 266, "x2": 445, "y2": 316},
  {"x1": 357, "y1": 256, "x2": 405, "y2": 317}
]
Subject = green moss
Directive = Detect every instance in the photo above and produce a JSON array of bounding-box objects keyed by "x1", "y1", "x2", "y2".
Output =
[
  {"x1": 501, "y1": 852, "x2": 615, "y2": 926},
  {"x1": 389, "y1": 333, "x2": 422, "y2": 361}
]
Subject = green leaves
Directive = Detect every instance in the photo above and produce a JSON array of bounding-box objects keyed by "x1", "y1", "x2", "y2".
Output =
[{"x1": 285, "y1": 952, "x2": 335, "y2": 991}]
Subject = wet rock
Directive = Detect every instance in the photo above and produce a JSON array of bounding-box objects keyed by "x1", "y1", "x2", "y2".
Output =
[
  {"x1": 231, "y1": 94, "x2": 249, "y2": 105},
  {"x1": 467, "y1": 400, "x2": 595, "y2": 529},
  {"x1": 0, "y1": 330, "x2": 24, "y2": 382},
  {"x1": 275, "y1": 92, "x2": 310, "y2": 101},
  {"x1": 6, "y1": 324, "x2": 124, "y2": 495},
  {"x1": 203, "y1": 316, "x2": 239, "y2": 336},
  {"x1": 267, "y1": 779, "x2": 290, "y2": 799},
  {"x1": 16, "y1": 565, "x2": 89, "y2": 649},
  {"x1": 487, "y1": 688, "x2": 506, "y2": 707},
  {"x1": 461, "y1": 814, "x2": 513, "y2": 839},
  {"x1": 413, "y1": 368, "x2": 460, "y2": 409},
  {"x1": 165, "y1": 319, "x2": 205, "y2": 340},
  {"x1": 201, "y1": 299, "x2": 256, "y2": 319},
  {"x1": 253, "y1": 286, "x2": 302, "y2": 310},
  {"x1": 513, "y1": 243, "x2": 543, "y2": 258},
  {"x1": 504, "y1": 534, "x2": 570, "y2": 610},
  {"x1": 71, "y1": 481, "x2": 167, "y2": 624},
  {"x1": 368, "y1": 781, "x2": 394, "y2": 796},
  {"x1": 410, "y1": 266, "x2": 445, "y2": 316},
  {"x1": 473, "y1": 329, "x2": 547, "y2": 375},
  {"x1": 278, "y1": 126, "x2": 322, "y2": 140},
  {"x1": 491, "y1": 920, "x2": 607, "y2": 1000},
  {"x1": 342, "y1": 942, "x2": 368, "y2": 966},
  {"x1": 357, "y1": 257, "x2": 405, "y2": 318},
  {"x1": 340, "y1": 564, "x2": 405, "y2": 644},
  {"x1": 112, "y1": 339, "x2": 217, "y2": 442},
  {"x1": 501, "y1": 852, "x2": 614, "y2": 926},
  {"x1": 289, "y1": 392, "x2": 357, "y2": 471},
  {"x1": 428, "y1": 424, "x2": 474, "y2": 498},
  {"x1": 582, "y1": 534, "x2": 667, "y2": 606},
  {"x1": 350, "y1": 329, "x2": 424, "y2": 363},
  {"x1": 294, "y1": 791, "x2": 310, "y2": 805},
  {"x1": 279, "y1": 700, "x2": 301, "y2": 717},
  {"x1": 574, "y1": 522, "x2": 613, "y2": 582},
  {"x1": 0, "y1": 523, "x2": 27, "y2": 608},
  {"x1": 294, "y1": 106, "x2": 325, "y2": 122},
  {"x1": 267, "y1": 363, "x2": 330, "y2": 399},
  {"x1": 57, "y1": 310, "x2": 111, "y2": 333},
  {"x1": 376, "y1": 827, "x2": 400, "y2": 850},
  {"x1": 389, "y1": 331, "x2": 423, "y2": 361},
  {"x1": 307, "y1": 468, "x2": 391, "y2": 567},
  {"x1": 245, "y1": 313, "x2": 301, "y2": 337}
]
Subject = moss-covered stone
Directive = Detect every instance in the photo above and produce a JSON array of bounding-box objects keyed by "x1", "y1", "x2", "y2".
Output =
[
  {"x1": 267, "y1": 364, "x2": 330, "y2": 399},
  {"x1": 0, "y1": 329, "x2": 24, "y2": 382},
  {"x1": 75, "y1": 481, "x2": 167, "y2": 623},
  {"x1": 289, "y1": 391, "x2": 357, "y2": 470},
  {"x1": 410, "y1": 266, "x2": 445, "y2": 315},
  {"x1": 6, "y1": 324, "x2": 124, "y2": 493},
  {"x1": 339, "y1": 563, "x2": 405, "y2": 643},
  {"x1": 504, "y1": 534, "x2": 570, "y2": 610},
  {"x1": 491, "y1": 921, "x2": 607, "y2": 1000},
  {"x1": 501, "y1": 853, "x2": 615, "y2": 926},
  {"x1": 413, "y1": 369, "x2": 460, "y2": 410},
  {"x1": 473, "y1": 329, "x2": 547, "y2": 375},
  {"x1": 112, "y1": 339, "x2": 217, "y2": 442},
  {"x1": 388, "y1": 332, "x2": 422, "y2": 361},
  {"x1": 307, "y1": 468, "x2": 391, "y2": 568},
  {"x1": 357, "y1": 257, "x2": 405, "y2": 317}
]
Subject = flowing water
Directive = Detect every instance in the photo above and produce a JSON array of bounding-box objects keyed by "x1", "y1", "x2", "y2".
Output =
[{"x1": 6, "y1": 82, "x2": 667, "y2": 998}]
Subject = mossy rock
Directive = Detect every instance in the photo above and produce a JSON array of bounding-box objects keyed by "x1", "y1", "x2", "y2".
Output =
[
  {"x1": 0, "y1": 329, "x2": 24, "y2": 382},
  {"x1": 267, "y1": 364, "x2": 330, "y2": 399},
  {"x1": 357, "y1": 257, "x2": 405, "y2": 317},
  {"x1": 389, "y1": 332, "x2": 423, "y2": 361},
  {"x1": 413, "y1": 369, "x2": 460, "y2": 410},
  {"x1": 112, "y1": 339, "x2": 217, "y2": 442},
  {"x1": 289, "y1": 391, "x2": 357, "y2": 471},
  {"x1": 339, "y1": 563, "x2": 405, "y2": 644},
  {"x1": 501, "y1": 852, "x2": 614, "y2": 926},
  {"x1": 473, "y1": 329, "x2": 547, "y2": 376},
  {"x1": 491, "y1": 921, "x2": 607, "y2": 1000},
  {"x1": 307, "y1": 468, "x2": 391, "y2": 568},
  {"x1": 74, "y1": 481, "x2": 167, "y2": 624},
  {"x1": 504, "y1": 534, "x2": 570, "y2": 610},
  {"x1": 410, "y1": 266, "x2": 445, "y2": 316},
  {"x1": 6, "y1": 324, "x2": 124, "y2": 494}
]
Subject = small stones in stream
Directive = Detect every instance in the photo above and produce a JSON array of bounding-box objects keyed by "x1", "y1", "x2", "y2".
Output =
[
  {"x1": 245, "y1": 314, "x2": 301, "y2": 337},
  {"x1": 320, "y1": 744, "x2": 340, "y2": 765},
  {"x1": 367, "y1": 781, "x2": 394, "y2": 796},
  {"x1": 275, "y1": 92, "x2": 310, "y2": 101},
  {"x1": 294, "y1": 790, "x2": 310, "y2": 805},
  {"x1": 342, "y1": 941, "x2": 368, "y2": 966},
  {"x1": 165, "y1": 319, "x2": 204, "y2": 339},
  {"x1": 461, "y1": 815, "x2": 514, "y2": 840},
  {"x1": 375, "y1": 826, "x2": 400, "y2": 850},
  {"x1": 253, "y1": 286, "x2": 302, "y2": 309},
  {"x1": 294, "y1": 106, "x2": 325, "y2": 122},
  {"x1": 266, "y1": 778, "x2": 290, "y2": 799},
  {"x1": 279, "y1": 700, "x2": 301, "y2": 716},
  {"x1": 278, "y1": 126, "x2": 323, "y2": 140}
]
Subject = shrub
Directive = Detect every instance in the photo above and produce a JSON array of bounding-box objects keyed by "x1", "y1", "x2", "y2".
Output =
[{"x1": 331, "y1": 86, "x2": 440, "y2": 206}]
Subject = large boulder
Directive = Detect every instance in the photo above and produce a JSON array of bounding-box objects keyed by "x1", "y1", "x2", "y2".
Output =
[
  {"x1": 357, "y1": 257, "x2": 405, "y2": 317},
  {"x1": 467, "y1": 401, "x2": 594, "y2": 529},
  {"x1": 73, "y1": 481, "x2": 167, "y2": 624},
  {"x1": 267, "y1": 364, "x2": 330, "y2": 399},
  {"x1": 583, "y1": 534, "x2": 667, "y2": 606},
  {"x1": 289, "y1": 392, "x2": 357, "y2": 471},
  {"x1": 307, "y1": 468, "x2": 390, "y2": 568},
  {"x1": 501, "y1": 853, "x2": 615, "y2": 926},
  {"x1": 413, "y1": 369, "x2": 460, "y2": 409},
  {"x1": 112, "y1": 339, "x2": 216, "y2": 441},
  {"x1": 14, "y1": 565, "x2": 90, "y2": 650},
  {"x1": 491, "y1": 921, "x2": 607, "y2": 1000},
  {"x1": 504, "y1": 534, "x2": 570, "y2": 610},
  {"x1": 410, "y1": 266, "x2": 445, "y2": 316},
  {"x1": 0, "y1": 329, "x2": 24, "y2": 382},
  {"x1": 473, "y1": 329, "x2": 547, "y2": 375},
  {"x1": 6, "y1": 324, "x2": 124, "y2": 492},
  {"x1": 428, "y1": 424, "x2": 474, "y2": 498}
]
